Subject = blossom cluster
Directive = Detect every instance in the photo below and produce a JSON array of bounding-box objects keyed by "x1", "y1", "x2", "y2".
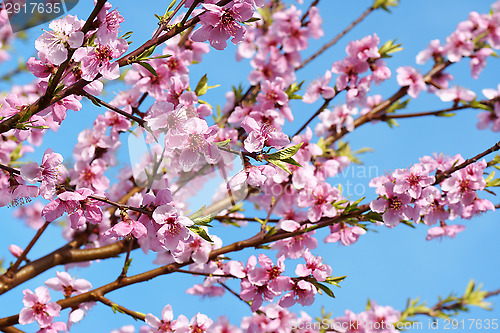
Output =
[{"x1": 369, "y1": 153, "x2": 494, "y2": 240}]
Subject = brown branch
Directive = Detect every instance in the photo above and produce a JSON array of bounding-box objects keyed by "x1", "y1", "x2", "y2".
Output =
[
  {"x1": 0, "y1": 204, "x2": 368, "y2": 328},
  {"x1": 434, "y1": 140, "x2": 500, "y2": 184},
  {"x1": 300, "y1": 0, "x2": 321, "y2": 25},
  {"x1": 174, "y1": 269, "x2": 232, "y2": 278},
  {"x1": 0, "y1": 327, "x2": 26, "y2": 333},
  {"x1": 0, "y1": 235, "x2": 134, "y2": 295},
  {"x1": 377, "y1": 104, "x2": 472, "y2": 120}
]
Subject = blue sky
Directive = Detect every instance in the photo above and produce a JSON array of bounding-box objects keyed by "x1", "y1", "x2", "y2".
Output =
[{"x1": 0, "y1": 0, "x2": 499, "y2": 332}]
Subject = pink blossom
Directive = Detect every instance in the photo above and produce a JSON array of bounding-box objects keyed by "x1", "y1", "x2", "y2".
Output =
[
  {"x1": 426, "y1": 224, "x2": 466, "y2": 241},
  {"x1": 435, "y1": 86, "x2": 476, "y2": 103},
  {"x1": 416, "y1": 39, "x2": 443, "y2": 64},
  {"x1": 172, "y1": 117, "x2": 221, "y2": 171},
  {"x1": 70, "y1": 159, "x2": 110, "y2": 193},
  {"x1": 241, "y1": 116, "x2": 290, "y2": 153},
  {"x1": 279, "y1": 280, "x2": 316, "y2": 307},
  {"x1": 440, "y1": 161, "x2": 487, "y2": 205},
  {"x1": 392, "y1": 164, "x2": 435, "y2": 199},
  {"x1": 19, "y1": 286, "x2": 61, "y2": 328},
  {"x1": 96, "y1": 8, "x2": 125, "y2": 44},
  {"x1": 415, "y1": 186, "x2": 449, "y2": 225},
  {"x1": 189, "y1": 313, "x2": 213, "y2": 333},
  {"x1": 270, "y1": 220, "x2": 317, "y2": 259},
  {"x1": 346, "y1": 34, "x2": 380, "y2": 61},
  {"x1": 35, "y1": 15, "x2": 84, "y2": 65},
  {"x1": 297, "y1": 183, "x2": 341, "y2": 222},
  {"x1": 45, "y1": 271, "x2": 92, "y2": 297},
  {"x1": 153, "y1": 204, "x2": 194, "y2": 250},
  {"x1": 315, "y1": 104, "x2": 358, "y2": 135},
  {"x1": 192, "y1": 2, "x2": 255, "y2": 50},
  {"x1": 256, "y1": 78, "x2": 289, "y2": 112},
  {"x1": 36, "y1": 322, "x2": 67, "y2": 333},
  {"x1": 20, "y1": 148, "x2": 63, "y2": 199},
  {"x1": 42, "y1": 188, "x2": 103, "y2": 229},
  {"x1": 370, "y1": 183, "x2": 416, "y2": 227},
  {"x1": 295, "y1": 250, "x2": 332, "y2": 282},
  {"x1": 73, "y1": 39, "x2": 128, "y2": 81},
  {"x1": 103, "y1": 215, "x2": 147, "y2": 240},
  {"x1": 444, "y1": 31, "x2": 475, "y2": 62},
  {"x1": 27, "y1": 54, "x2": 56, "y2": 78},
  {"x1": 419, "y1": 153, "x2": 464, "y2": 173},
  {"x1": 302, "y1": 71, "x2": 336, "y2": 104},
  {"x1": 470, "y1": 48, "x2": 494, "y2": 78},
  {"x1": 209, "y1": 316, "x2": 242, "y2": 333},
  {"x1": 247, "y1": 254, "x2": 291, "y2": 291},
  {"x1": 307, "y1": 6, "x2": 324, "y2": 39},
  {"x1": 324, "y1": 223, "x2": 366, "y2": 246},
  {"x1": 364, "y1": 301, "x2": 401, "y2": 333},
  {"x1": 8, "y1": 244, "x2": 23, "y2": 258},
  {"x1": 396, "y1": 66, "x2": 426, "y2": 98},
  {"x1": 145, "y1": 304, "x2": 189, "y2": 333}
]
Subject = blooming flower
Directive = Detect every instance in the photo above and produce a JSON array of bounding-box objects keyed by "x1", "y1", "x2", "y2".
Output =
[
  {"x1": 396, "y1": 66, "x2": 426, "y2": 98},
  {"x1": 45, "y1": 271, "x2": 92, "y2": 297},
  {"x1": 426, "y1": 224, "x2": 466, "y2": 240},
  {"x1": 145, "y1": 304, "x2": 189, "y2": 333},
  {"x1": 295, "y1": 250, "x2": 332, "y2": 281},
  {"x1": 370, "y1": 183, "x2": 416, "y2": 227},
  {"x1": 153, "y1": 204, "x2": 194, "y2": 250},
  {"x1": 20, "y1": 148, "x2": 63, "y2": 199},
  {"x1": 191, "y1": 2, "x2": 255, "y2": 50},
  {"x1": 19, "y1": 286, "x2": 61, "y2": 328},
  {"x1": 35, "y1": 15, "x2": 84, "y2": 65},
  {"x1": 241, "y1": 116, "x2": 290, "y2": 153}
]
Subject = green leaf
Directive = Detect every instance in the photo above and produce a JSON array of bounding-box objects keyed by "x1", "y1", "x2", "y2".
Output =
[
  {"x1": 386, "y1": 118, "x2": 399, "y2": 128},
  {"x1": 137, "y1": 61, "x2": 158, "y2": 77},
  {"x1": 379, "y1": 39, "x2": 403, "y2": 57},
  {"x1": 123, "y1": 258, "x2": 133, "y2": 276},
  {"x1": 215, "y1": 139, "x2": 231, "y2": 147},
  {"x1": 364, "y1": 211, "x2": 383, "y2": 222},
  {"x1": 469, "y1": 100, "x2": 492, "y2": 111},
  {"x1": 485, "y1": 170, "x2": 495, "y2": 183},
  {"x1": 244, "y1": 17, "x2": 260, "y2": 23},
  {"x1": 195, "y1": 74, "x2": 208, "y2": 96},
  {"x1": 268, "y1": 159, "x2": 291, "y2": 174},
  {"x1": 373, "y1": 0, "x2": 400, "y2": 12},
  {"x1": 193, "y1": 213, "x2": 216, "y2": 227},
  {"x1": 19, "y1": 110, "x2": 32, "y2": 123},
  {"x1": 311, "y1": 281, "x2": 336, "y2": 298},
  {"x1": 324, "y1": 275, "x2": 347, "y2": 287},
  {"x1": 267, "y1": 143, "x2": 303, "y2": 160},
  {"x1": 120, "y1": 31, "x2": 133, "y2": 40},
  {"x1": 280, "y1": 157, "x2": 302, "y2": 167},
  {"x1": 436, "y1": 112, "x2": 456, "y2": 117},
  {"x1": 386, "y1": 98, "x2": 410, "y2": 114},
  {"x1": 188, "y1": 225, "x2": 213, "y2": 243},
  {"x1": 137, "y1": 45, "x2": 157, "y2": 61},
  {"x1": 147, "y1": 54, "x2": 172, "y2": 60}
]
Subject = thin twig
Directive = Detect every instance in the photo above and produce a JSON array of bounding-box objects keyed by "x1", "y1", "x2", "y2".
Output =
[
  {"x1": 82, "y1": 92, "x2": 146, "y2": 126},
  {"x1": 4, "y1": 221, "x2": 51, "y2": 277},
  {"x1": 296, "y1": 6, "x2": 376, "y2": 71},
  {"x1": 95, "y1": 294, "x2": 146, "y2": 321}
]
